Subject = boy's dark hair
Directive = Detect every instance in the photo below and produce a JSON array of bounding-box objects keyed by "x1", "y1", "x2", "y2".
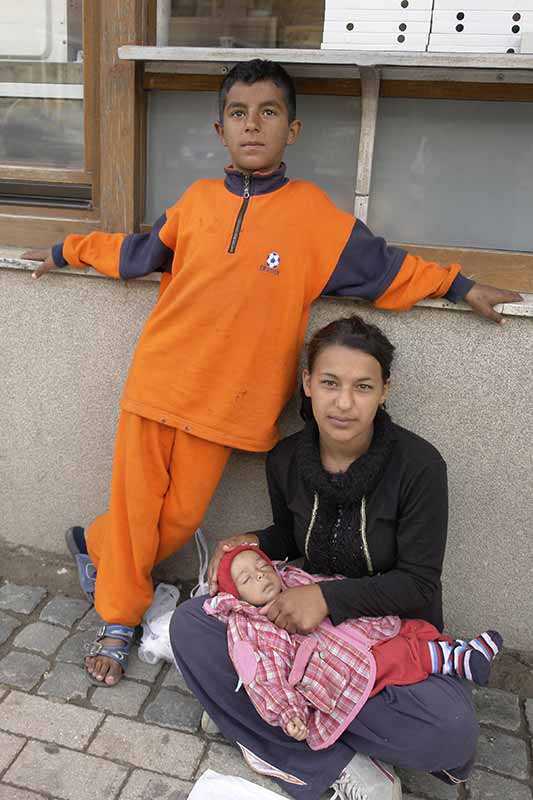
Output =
[
  {"x1": 218, "y1": 59, "x2": 296, "y2": 123},
  {"x1": 300, "y1": 315, "x2": 395, "y2": 421}
]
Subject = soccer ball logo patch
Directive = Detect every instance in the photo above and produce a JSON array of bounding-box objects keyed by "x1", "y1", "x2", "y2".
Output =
[{"x1": 265, "y1": 252, "x2": 280, "y2": 269}]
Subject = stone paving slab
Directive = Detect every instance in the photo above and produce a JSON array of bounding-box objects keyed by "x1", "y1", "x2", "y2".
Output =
[
  {"x1": 0, "y1": 586, "x2": 47, "y2": 615},
  {"x1": 91, "y1": 679, "x2": 151, "y2": 717},
  {"x1": 467, "y1": 768, "x2": 533, "y2": 800},
  {"x1": 0, "y1": 653, "x2": 50, "y2": 691},
  {"x1": 162, "y1": 664, "x2": 192, "y2": 694},
  {"x1": 0, "y1": 691, "x2": 103, "y2": 750},
  {"x1": 475, "y1": 731, "x2": 529, "y2": 780},
  {"x1": 37, "y1": 662, "x2": 91, "y2": 701},
  {"x1": 143, "y1": 688, "x2": 203, "y2": 733},
  {"x1": 13, "y1": 622, "x2": 69, "y2": 656},
  {"x1": 525, "y1": 699, "x2": 533, "y2": 735},
  {"x1": 0, "y1": 732, "x2": 26, "y2": 773},
  {"x1": 472, "y1": 686, "x2": 522, "y2": 731},
  {"x1": 39, "y1": 596, "x2": 91, "y2": 628},
  {"x1": 125, "y1": 650, "x2": 164, "y2": 683},
  {"x1": 88, "y1": 715, "x2": 205, "y2": 779},
  {"x1": 75, "y1": 607, "x2": 102, "y2": 631},
  {"x1": 118, "y1": 769, "x2": 193, "y2": 800},
  {"x1": 396, "y1": 769, "x2": 458, "y2": 799},
  {"x1": 0, "y1": 613, "x2": 21, "y2": 646},
  {"x1": 54, "y1": 631, "x2": 89, "y2": 665},
  {"x1": 0, "y1": 788, "x2": 47, "y2": 800},
  {"x1": 4, "y1": 741, "x2": 128, "y2": 800}
]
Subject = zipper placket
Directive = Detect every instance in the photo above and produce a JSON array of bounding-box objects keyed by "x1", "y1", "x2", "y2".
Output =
[{"x1": 228, "y1": 173, "x2": 251, "y2": 254}]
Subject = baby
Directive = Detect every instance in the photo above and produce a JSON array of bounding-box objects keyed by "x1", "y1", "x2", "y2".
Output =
[{"x1": 206, "y1": 545, "x2": 502, "y2": 748}]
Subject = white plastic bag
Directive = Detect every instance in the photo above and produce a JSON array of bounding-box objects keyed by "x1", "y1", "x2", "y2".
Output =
[
  {"x1": 187, "y1": 769, "x2": 287, "y2": 799},
  {"x1": 138, "y1": 582, "x2": 180, "y2": 665},
  {"x1": 138, "y1": 528, "x2": 210, "y2": 664}
]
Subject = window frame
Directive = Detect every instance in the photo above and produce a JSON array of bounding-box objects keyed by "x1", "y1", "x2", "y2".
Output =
[{"x1": 0, "y1": 0, "x2": 155, "y2": 247}]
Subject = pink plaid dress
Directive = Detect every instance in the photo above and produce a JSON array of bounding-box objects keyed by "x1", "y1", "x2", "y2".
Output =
[{"x1": 204, "y1": 565, "x2": 401, "y2": 750}]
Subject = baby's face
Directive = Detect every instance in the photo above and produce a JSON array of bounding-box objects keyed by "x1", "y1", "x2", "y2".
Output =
[{"x1": 230, "y1": 550, "x2": 281, "y2": 606}]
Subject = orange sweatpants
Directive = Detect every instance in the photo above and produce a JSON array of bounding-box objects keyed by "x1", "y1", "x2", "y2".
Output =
[{"x1": 86, "y1": 411, "x2": 232, "y2": 626}]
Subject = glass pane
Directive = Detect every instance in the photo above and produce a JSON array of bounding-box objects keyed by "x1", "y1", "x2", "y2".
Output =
[
  {"x1": 368, "y1": 98, "x2": 533, "y2": 253},
  {"x1": 158, "y1": 0, "x2": 325, "y2": 49},
  {"x1": 0, "y1": 1, "x2": 84, "y2": 169},
  {"x1": 145, "y1": 90, "x2": 359, "y2": 223}
]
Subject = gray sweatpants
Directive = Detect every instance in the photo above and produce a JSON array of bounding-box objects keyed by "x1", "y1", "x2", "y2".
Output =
[{"x1": 170, "y1": 597, "x2": 478, "y2": 799}]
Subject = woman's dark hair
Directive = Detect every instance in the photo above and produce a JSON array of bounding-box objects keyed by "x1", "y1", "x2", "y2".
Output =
[
  {"x1": 218, "y1": 59, "x2": 297, "y2": 123},
  {"x1": 300, "y1": 315, "x2": 395, "y2": 421}
]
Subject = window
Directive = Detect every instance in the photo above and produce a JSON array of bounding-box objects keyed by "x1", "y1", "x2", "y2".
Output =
[
  {"x1": 0, "y1": 1, "x2": 96, "y2": 212},
  {"x1": 157, "y1": 0, "x2": 325, "y2": 49}
]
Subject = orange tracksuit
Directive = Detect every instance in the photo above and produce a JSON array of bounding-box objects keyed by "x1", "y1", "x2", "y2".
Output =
[{"x1": 53, "y1": 164, "x2": 473, "y2": 625}]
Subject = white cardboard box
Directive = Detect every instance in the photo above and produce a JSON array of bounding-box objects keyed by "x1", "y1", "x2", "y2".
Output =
[
  {"x1": 325, "y1": 0, "x2": 434, "y2": 11},
  {"x1": 324, "y1": 20, "x2": 431, "y2": 33},
  {"x1": 432, "y1": 0, "x2": 533, "y2": 10},
  {"x1": 521, "y1": 29, "x2": 533, "y2": 48},
  {"x1": 322, "y1": 33, "x2": 430, "y2": 48},
  {"x1": 325, "y1": 9, "x2": 432, "y2": 22},
  {"x1": 428, "y1": 32, "x2": 521, "y2": 50},
  {"x1": 432, "y1": 10, "x2": 531, "y2": 33}
]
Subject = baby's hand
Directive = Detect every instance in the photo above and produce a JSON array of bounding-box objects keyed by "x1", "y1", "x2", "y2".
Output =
[{"x1": 286, "y1": 717, "x2": 308, "y2": 741}]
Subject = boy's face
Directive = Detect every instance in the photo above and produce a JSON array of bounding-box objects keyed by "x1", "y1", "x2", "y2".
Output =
[
  {"x1": 215, "y1": 79, "x2": 301, "y2": 174},
  {"x1": 229, "y1": 550, "x2": 281, "y2": 606}
]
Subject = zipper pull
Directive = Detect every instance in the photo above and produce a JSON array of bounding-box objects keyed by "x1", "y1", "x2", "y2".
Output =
[{"x1": 243, "y1": 174, "x2": 250, "y2": 199}]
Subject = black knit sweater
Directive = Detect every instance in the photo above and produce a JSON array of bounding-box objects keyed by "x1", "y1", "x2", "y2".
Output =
[{"x1": 257, "y1": 422, "x2": 448, "y2": 631}]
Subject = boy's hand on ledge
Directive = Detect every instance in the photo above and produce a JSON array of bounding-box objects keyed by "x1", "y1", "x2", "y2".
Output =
[
  {"x1": 21, "y1": 249, "x2": 56, "y2": 279},
  {"x1": 464, "y1": 283, "x2": 523, "y2": 324}
]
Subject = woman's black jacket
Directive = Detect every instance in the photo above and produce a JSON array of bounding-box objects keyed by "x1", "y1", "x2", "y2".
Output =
[{"x1": 257, "y1": 423, "x2": 448, "y2": 631}]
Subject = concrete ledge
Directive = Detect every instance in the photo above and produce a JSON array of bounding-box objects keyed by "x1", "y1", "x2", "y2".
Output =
[{"x1": 2, "y1": 245, "x2": 532, "y2": 317}]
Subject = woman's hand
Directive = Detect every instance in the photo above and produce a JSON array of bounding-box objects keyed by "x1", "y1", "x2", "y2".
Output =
[
  {"x1": 259, "y1": 584, "x2": 329, "y2": 634},
  {"x1": 21, "y1": 249, "x2": 57, "y2": 280},
  {"x1": 286, "y1": 717, "x2": 308, "y2": 741},
  {"x1": 208, "y1": 533, "x2": 260, "y2": 594}
]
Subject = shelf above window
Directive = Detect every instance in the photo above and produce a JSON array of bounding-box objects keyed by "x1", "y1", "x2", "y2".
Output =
[{"x1": 119, "y1": 45, "x2": 533, "y2": 81}]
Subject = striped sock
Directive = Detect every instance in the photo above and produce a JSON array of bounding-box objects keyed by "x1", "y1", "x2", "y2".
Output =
[{"x1": 427, "y1": 630, "x2": 502, "y2": 686}]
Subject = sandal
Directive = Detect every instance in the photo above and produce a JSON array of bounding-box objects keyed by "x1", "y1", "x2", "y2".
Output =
[
  {"x1": 84, "y1": 623, "x2": 137, "y2": 686},
  {"x1": 65, "y1": 526, "x2": 97, "y2": 603}
]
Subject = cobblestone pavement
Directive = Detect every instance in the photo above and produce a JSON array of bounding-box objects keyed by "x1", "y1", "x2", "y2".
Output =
[{"x1": 1, "y1": 582, "x2": 532, "y2": 800}]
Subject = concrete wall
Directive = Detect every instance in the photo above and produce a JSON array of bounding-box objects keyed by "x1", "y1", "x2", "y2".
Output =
[{"x1": 1, "y1": 264, "x2": 532, "y2": 648}]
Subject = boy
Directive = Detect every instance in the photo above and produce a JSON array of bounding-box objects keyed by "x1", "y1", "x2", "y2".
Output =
[
  {"x1": 24, "y1": 59, "x2": 520, "y2": 690},
  {"x1": 207, "y1": 545, "x2": 501, "y2": 749}
]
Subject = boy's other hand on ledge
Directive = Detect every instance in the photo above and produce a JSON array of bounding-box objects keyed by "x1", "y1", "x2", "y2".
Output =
[
  {"x1": 22, "y1": 249, "x2": 56, "y2": 279},
  {"x1": 464, "y1": 283, "x2": 523, "y2": 324}
]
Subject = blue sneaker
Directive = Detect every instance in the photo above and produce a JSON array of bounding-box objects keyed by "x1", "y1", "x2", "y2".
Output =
[{"x1": 65, "y1": 526, "x2": 96, "y2": 603}]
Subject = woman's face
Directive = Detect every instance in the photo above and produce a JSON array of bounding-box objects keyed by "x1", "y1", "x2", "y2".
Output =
[{"x1": 303, "y1": 344, "x2": 390, "y2": 445}]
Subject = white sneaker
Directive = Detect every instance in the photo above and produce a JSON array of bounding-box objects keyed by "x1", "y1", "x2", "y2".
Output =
[{"x1": 330, "y1": 753, "x2": 402, "y2": 800}]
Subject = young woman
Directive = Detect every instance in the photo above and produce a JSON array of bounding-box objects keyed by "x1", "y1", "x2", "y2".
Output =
[{"x1": 170, "y1": 315, "x2": 478, "y2": 800}]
